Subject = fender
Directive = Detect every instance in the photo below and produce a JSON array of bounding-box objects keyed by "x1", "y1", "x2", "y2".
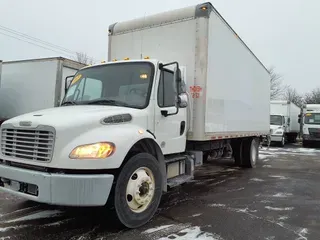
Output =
[{"x1": 51, "y1": 124, "x2": 165, "y2": 173}]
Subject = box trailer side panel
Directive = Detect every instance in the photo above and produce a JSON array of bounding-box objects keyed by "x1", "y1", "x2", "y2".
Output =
[
  {"x1": 204, "y1": 11, "x2": 270, "y2": 138},
  {"x1": 109, "y1": 6, "x2": 197, "y2": 132},
  {"x1": 1, "y1": 59, "x2": 59, "y2": 117},
  {"x1": 109, "y1": 3, "x2": 270, "y2": 141},
  {"x1": 270, "y1": 102, "x2": 288, "y2": 116},
  {"x1": 289, "y1": 103, "x2": 300, "y2": 132}
]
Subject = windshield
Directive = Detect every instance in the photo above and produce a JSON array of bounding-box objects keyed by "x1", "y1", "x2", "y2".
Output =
[
  {"x1": 270, "y1": 115, "x2": 283, "y2": 125},
  {"x1": 63, "y1": 62, "x2": 154, "y2": 109},
  {"x1": 304, "y1": 113, "x2": 320, "y2": 124}
]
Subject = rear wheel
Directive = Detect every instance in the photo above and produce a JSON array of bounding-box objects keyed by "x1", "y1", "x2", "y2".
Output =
[
  {"x1": 242, "y1": 138, "x2": 259, "y2": 168},
  {"x1": 114, "y1": 153, "x2": 163, "y2": 228},
  {"x1": 203, "y1": 152, "x2": 209, "y2": 163}
]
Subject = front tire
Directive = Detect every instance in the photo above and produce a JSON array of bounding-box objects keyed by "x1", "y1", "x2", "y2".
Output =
[
  {"x1": 114, "y1": 153, "x2": 163, "y2": 228},
  {"x1": 302, "y1": 140, "x2": 309, "y2": 148},
  {"x1": 279, "y1": 136, "x2": 285, "y2": 147}
]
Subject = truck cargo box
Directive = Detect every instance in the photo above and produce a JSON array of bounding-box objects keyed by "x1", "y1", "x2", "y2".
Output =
[
  {"x1": 270, "y1": 100, "x2": 300, "y2": 133},
  {"x1": 108, "y1": 2, "x2": 270, "y2": 141},
  {"x1": 0, "y1": 57, "x2": 86, "y2": 120}
]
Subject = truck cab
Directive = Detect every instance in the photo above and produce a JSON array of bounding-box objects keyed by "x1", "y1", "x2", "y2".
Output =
[
  {"x1": 0, "y1": 59, "x2": 190, "y2": 228},
  {"x1": 269, "y1": 100, "x2": 300, "y2": 146},
  {"x1": 301, "y1": 104, "x2": 320, "y2": 147},
  {"x1": 270, "y1": 114, "x2": 287, "y2": 146}
]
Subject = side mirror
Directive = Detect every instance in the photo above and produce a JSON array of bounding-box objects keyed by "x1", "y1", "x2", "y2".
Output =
[
  {"x1": 178, "y1": 93, "x2": 188, "y2": 108},
  {"x1": 298, "y1": 119, "x2": 301, "y2": 123},
  {"x1": 65, "y1": 75, "x2": 74, "y2": 94},
  {"x1": 173, "y1": 68, "x2": 182, "y2": 94}
]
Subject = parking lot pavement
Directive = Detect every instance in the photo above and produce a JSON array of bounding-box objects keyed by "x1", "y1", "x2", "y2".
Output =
[{"x1": 1, "y1": 144, "x2": 320, "y2": 240}]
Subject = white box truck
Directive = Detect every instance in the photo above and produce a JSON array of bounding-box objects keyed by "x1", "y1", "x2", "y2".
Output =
[
  {"x1": 0, "y1": 2, "x2": 270, "y2": 228},
  {"x1": 270, "y1": 100, "x2": 300, "y2": 146},
  {"x1": 0, "y1": 57, "x2": 86, "y2": 124},
  {"x1": 300, "y1": 104, "x2": 320, "y2": 147}
]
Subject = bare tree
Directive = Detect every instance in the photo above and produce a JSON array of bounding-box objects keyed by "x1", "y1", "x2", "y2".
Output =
[
  {"x1": 282, "y1": 86, "x2": 303, "y2": 107},
  {"x1": 269, "y1": 66, "x2": 284, "y2": 100},
  {"x1": 304, "y1": 87, "x2": 320, "y2": 104},
  {"x1": 75, "y1": 52, "x2": 94, "y2": 65}
]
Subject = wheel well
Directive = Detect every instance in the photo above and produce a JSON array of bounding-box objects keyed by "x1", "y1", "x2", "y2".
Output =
[
  {"x1": 120, "y1": 138, "x2": 167, "y2": 191},
  {"x1": 124, "y1": 139, "x2": 159, "y2": 163}
]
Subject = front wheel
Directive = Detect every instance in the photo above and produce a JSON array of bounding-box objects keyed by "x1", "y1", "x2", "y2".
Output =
[
  {"x1": 279, "y1": 136, "x2": 285, "y2": 147},
  {"x1": 114, "y1": 153, "x2": 163, "y2": 228}
]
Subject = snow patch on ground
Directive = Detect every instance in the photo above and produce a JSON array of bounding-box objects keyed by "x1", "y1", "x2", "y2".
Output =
[
  {"x1": 278, "y1": 215, "x2": 289, "y2": 221},
  {"x1": 265, "y1": 237, "x2": 275, "y2": 240},
  {"x1": 209, "y1": 204, "x2": 257, "y2": 214},
  {"x1": 250, "y1": 178, "x2": 264, "y2": 182},
  {"x1": 0, "y1": 224, "x2": 30, "y2": 232},
  {"x1": 158, "y1": 226, "x2": 224, "y2": 240},
  {"x1": 265, "y1": 206, "x2": 294, "y2": 211},
  {"x1": 191, "y1": 213, "x2": 202, "y2": 217},
  {"x1": 143, "y1": 223, "x2": 192, "y2": 239},
  {"x1": 144, "y1": 225, "x2": 174, "y2": 234},
  {"x1": 210, "y1": 180, "x2": 226, "y2": 186},
  {"x1": 292, "y1": 148, "x2": 320, "y2": 153},
  {"x1": 227, "y1": 187, "x2": 244, "y2": 192},
  {"x1": 259, "y1": 154, "x2": 270, "y2": 160},
  {"x1": 209, "y1": 203, "x2": 226, "y2": 207},
  {"x1": 6, "y1": 210, "x2": 63, "y2": 223},
  {"x1": 273, "y1": 193, "x2": 293, "y2": 198},
  {"x1": 296, "y1": 228, "x2": 308, "y2": 240},
  {"x1": 223, "y1": 168, "x2": 239, "y2": 172},
  {"x1": 269, "y1": 175, "x2": 288, "y2": 180}
]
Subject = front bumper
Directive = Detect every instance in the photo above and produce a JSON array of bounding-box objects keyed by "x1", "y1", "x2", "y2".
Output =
[
  {"x1": 0, "y1": 164, "x2": 114, "y2": 206},
  {"x1": 303, "y1": 135, "x2": 320, "y2": 142},
  {"x1": 270, "y1": 135, "x2": 283, "y2": 142}
]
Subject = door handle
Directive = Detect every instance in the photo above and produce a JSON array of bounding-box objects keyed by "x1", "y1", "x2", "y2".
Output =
[{"x1": 161, "y1": 110, "x2": 168, "y2": 117}]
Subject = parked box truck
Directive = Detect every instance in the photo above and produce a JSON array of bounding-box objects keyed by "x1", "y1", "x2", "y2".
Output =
[
  {"x1": 301, "y1": 104, "x2": 320, "y2": 147},
  {"x1": 0, "y1": 57, "x2": 86, "y2": 124},
  {"x1": 0, "y1": 2, "x2": 270, "y2": 228},
  {"x1": 270, "y1": 100, "x2": 300, "y2": 146}
]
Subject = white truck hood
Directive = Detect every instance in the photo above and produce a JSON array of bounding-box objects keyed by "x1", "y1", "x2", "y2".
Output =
[
  {"x1": 270, "y1": 125, "x2": 283, "y2": 131},
  {"x1": 3, "y1": 105, "x2": 146, "y2": 129}
]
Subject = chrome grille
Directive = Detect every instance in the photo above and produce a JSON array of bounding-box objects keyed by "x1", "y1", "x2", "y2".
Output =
[
  {"x1": 309, "y1": 128, "x2": 320, "y2": 138},
  {"x1": 1, "y1": 126, "x2": 55, "y2": 162}
]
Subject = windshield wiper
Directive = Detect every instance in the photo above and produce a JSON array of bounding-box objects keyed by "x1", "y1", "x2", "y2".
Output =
[
  {"x1": 61, "y1": 101, "x2": 77, "y2": 106},
  {"x1": 86, "y1": 99, "x2": 129, "y2": 107}
]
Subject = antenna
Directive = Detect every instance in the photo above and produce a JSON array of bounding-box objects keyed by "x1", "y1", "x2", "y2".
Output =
[{"x1": 140, "y1": 12, "x2": 147, "y2": 59}]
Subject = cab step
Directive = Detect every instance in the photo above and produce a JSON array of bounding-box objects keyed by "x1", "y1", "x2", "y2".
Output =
[
  {"x1": 167, "y1": 175, "x2": 193, "y2": 188},
  {"x1": 164, "y1": 154, "x2": 194, "y2": 188}
]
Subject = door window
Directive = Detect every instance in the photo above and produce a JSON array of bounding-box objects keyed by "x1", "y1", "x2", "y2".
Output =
[{"x1": 157, "y1": 70, "x2": 176, "y2": 107}]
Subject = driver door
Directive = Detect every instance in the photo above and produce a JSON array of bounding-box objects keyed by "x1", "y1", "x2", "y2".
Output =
[{"x1": 154, "y1": 68, "x2": 187, "y2": 155}]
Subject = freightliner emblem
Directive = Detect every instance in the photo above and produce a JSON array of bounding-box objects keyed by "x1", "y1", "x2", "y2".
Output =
[{"x1": 19, "y1": 121, "x2": 32, "y2": 127}]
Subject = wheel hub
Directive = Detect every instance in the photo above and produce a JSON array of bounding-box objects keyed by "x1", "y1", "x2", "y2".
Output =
[{"x1": 126, "y1": 167, "x2": 155, "y2": 213}]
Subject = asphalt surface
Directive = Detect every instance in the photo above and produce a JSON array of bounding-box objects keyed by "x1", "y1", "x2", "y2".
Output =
[{"x1": 1, "y1": 143, "x2": 320, "y2": 240}]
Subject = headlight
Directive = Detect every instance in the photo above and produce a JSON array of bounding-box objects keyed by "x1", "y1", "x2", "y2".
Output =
[{"x1": 69, "y1": 142, "x2": 115, "y2": 159}]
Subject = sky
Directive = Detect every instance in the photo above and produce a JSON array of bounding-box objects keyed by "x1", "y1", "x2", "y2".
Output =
[{"x1": 0, "y1": 0, "x2": 319, "y2": 93}]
